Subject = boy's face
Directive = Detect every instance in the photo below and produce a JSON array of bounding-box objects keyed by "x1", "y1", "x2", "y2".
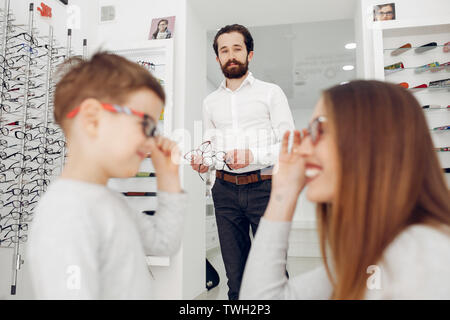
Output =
[{"x1": 95, "y1": 89, "x2": 163, "y2": 178}]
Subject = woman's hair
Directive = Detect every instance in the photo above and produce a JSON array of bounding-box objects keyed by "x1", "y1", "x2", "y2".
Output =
[
  {"x1": 317, "y1": 80, "x2": 450, "y2": 299},
  {"x1": 152, "y1": 19, "x2": 169, "y2": 39}
]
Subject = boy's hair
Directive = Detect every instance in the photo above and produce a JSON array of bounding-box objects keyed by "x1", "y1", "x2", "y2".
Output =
[
  {"x1": 54, "y1": 51, "x2": 165, "y2": 131},
  {"x1": 213, "y1": 24, "x2": 254, "y2": 57}
]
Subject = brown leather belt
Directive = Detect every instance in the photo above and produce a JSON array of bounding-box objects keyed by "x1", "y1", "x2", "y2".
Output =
[{"x1": 216, "y1": 170, "x2": 272, "y2": 185}]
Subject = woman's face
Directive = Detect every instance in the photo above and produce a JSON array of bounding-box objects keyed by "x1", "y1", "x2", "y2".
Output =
[
  {"x1": 158, "y1": 20, "x2": 168, "y2": 32},
  {"x1": 299, "y1": 97, "x2": 338, "y2": 203}
]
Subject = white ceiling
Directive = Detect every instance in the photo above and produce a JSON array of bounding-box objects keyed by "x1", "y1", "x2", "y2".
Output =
[{"x1": 190, "y1": 0, "x2": 357, "y2": 30}]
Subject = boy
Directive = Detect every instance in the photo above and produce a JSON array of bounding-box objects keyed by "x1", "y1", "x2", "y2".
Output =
[{"x1": 26, "y1": 52, "x2": 186, "y2": 299}]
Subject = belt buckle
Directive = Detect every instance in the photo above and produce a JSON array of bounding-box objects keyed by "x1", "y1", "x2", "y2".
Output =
[{"x1": 235, "y1": 175, "x2": 246, "y2": 185}]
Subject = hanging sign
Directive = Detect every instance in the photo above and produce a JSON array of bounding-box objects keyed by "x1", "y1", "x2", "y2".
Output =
[{"x1": 37, "y1": 2, "x2": 52, "y2": 18}]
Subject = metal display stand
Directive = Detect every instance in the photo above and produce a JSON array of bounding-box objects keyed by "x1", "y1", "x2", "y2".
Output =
[{"x1": 0, "y1": 0, "x2": 85, "y2": 295}]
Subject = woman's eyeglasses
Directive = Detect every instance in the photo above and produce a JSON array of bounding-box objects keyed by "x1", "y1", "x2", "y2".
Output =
[
  {"x1": 302, "y1": 116, "x2": 328, "y2": 145},
  {"x1": 66, "y1": 103, "x2": 159, "y2": 138}
]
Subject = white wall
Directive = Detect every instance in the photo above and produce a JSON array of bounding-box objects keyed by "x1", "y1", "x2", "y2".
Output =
[{"x1": 182, "y1": 2, "x2": 207, "y2": 299}]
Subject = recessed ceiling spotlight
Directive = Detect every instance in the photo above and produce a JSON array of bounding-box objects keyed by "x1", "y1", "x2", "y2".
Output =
[
  {"x1": 343, "y1": 65, "x2": 355, "y2": 71},
  {"x1": 345, "y1": 43, "x2": 357, "y2": 49}
]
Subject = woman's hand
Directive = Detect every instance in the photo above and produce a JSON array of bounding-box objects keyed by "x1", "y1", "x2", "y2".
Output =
[
  {"x1": 272, "y1": 130, "x2": 307, "y2": 196},
  {"x1": 264, "y1": 130, "x2": 306, "y2": 222},
  {"x1": 148, "y1": 136, "x2": 182, "y2": 193}
]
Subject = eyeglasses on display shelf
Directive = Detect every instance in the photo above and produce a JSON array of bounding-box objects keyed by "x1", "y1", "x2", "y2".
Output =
[{"x1": 0, "y1": 0, "x2": 86, "y2": 295}]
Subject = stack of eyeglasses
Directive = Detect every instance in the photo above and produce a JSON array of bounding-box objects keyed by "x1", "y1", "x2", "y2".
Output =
[{"x1": 0, "y1": 4, "x2": 76, "y2": 247}]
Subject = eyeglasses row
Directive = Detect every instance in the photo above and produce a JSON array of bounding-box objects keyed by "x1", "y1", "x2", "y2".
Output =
[
  {"x1": 0, "y1": 179, "x2": 50, "y2": 206},
  {"x1": 0, "y1": 222, "x2": 28, "y2": 238},
  {"x1": 0, "y1": 129, "x2": 65, "y2": 145},
  {"x1": 0, "y1": 234, "x2": 28, "y2": 247},
  {"x1": 0, "y1": 18, "x2": 67, "y2": 49},
  {"x1": 0, "y1": 123, "x2": 62, "y2": 137},
  {"x1": 1, "y1": 209, "x2": 33, "y2": 224}
]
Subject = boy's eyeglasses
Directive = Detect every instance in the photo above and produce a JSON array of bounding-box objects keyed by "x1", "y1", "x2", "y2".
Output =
[
  {"x1": 301, "y1": 116, "x2": 327, "y2": 145},
  {"x1": 66, "y1": 103, "x2": 158, "y2": 138}
]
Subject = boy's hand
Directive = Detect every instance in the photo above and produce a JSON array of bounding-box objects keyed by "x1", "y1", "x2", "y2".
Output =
[{"x1": 147, "y1": 136, "x2": 181, "y2": 193}]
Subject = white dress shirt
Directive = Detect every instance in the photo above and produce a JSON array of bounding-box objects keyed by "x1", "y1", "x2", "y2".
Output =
[{"x1": 203, "y1": 72, "x2": 295, "y2": 174}]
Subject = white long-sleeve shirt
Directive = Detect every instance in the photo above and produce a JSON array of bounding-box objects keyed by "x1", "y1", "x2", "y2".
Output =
[
  {"x1": 203, "y1": 72, "x2": 295, "y2": 174},
  {"x1": 26, "y1": 178, "x2": 187, "y2": 299},
  {"x1": 240, "y1": 218, "x2": 450, "y2": 299}
]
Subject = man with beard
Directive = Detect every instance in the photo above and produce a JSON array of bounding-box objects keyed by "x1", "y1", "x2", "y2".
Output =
[{"x1": 190, "y1": 24, "x2": 295, "y2": 300}]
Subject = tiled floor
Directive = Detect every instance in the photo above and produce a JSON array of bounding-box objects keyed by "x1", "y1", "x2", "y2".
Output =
[{"x1": 195, "y1": 247, "x2": 323, "y2": 300}]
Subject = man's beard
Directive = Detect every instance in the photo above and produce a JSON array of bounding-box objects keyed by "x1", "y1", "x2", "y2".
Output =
[{"x1": 220, "y1": 57, "x2": 249, "y2": 79}]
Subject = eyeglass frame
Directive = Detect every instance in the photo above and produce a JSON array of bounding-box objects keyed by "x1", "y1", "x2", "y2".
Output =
[
  {"x1": 183, "y1": 141, "x2": 233, "y2": 181},
  {"x1": 301, "y1": 116, "x2": 328, "y2": 145},
  {"x1": 66, "y1": 103, "x2": 159, "y2": 138}
]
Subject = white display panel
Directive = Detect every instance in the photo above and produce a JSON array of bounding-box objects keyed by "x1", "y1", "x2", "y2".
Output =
[
  {"x1": 105, "y1": 39, "x2": 175, "y2": 266},
  {"x1": 372, "y1": 21, "x2": 450, "y2": 181}
]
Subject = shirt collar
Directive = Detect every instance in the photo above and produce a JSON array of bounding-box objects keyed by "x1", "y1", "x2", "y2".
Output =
[{"x1": 220, "y1": 72, "x2": 255, "y2": 91}]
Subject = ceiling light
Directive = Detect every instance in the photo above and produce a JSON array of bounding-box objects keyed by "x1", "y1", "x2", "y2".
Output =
[
  {"x1": 345, "y1": 43, "x2": 357, "y2": 50},
  {"x1": 343, "y1": 65, "x2": 355, "y2": 71}
]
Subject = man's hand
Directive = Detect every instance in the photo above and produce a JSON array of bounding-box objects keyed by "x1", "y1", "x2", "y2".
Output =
[
  {"x1": 190, "y1": 155, "x2": 209, "y2": 173},
  {"x1": 147, "y1": 136, "x2": 181, "y2": 193},
  {"x1": 225, "y1": 149, "x2": 254, "y2": 170}
]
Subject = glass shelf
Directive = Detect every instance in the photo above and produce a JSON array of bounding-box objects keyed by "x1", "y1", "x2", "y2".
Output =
[
  {"x1": 384, "y1": 44, "x2": 450, "y2": 52},
  {"x1": 408, "y1": 87, "x2": 450, "y2": 93},
  {"x1": 422, "y1": 107, "x2": 450, "y2": 111},
  {"x1": 384, "y1": 66, "x2": 450, "y2": 74}
]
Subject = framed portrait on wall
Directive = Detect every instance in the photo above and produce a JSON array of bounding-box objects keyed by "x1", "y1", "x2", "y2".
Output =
[
  {"x1": 373, "y1": 3, "x2": 396, "y2": 21},
  {"x1": 149, "y1": 16, "x2": 176, "y2": 40}
]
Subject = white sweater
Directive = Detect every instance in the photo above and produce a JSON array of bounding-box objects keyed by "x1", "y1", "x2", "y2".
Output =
[
  {"x1": 26, "y1": 178, "x2": 187, "y2": 299},
  {"x1": 240, "y1": 218, "x2": 450, "y2": 299}
]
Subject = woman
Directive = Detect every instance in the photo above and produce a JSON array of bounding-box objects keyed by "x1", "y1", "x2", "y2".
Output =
[
  {"x1": 240, "y1": 80, "x2": 450, "y2": 299},
  {"x1": 152, "y1": 19, "x2": 172, "y2": 39}
]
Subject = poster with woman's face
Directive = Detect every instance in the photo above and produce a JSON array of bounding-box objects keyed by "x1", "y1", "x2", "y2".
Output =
[
  {"x1": 373, "y1": 3, "x2": 396, "y2": 21},
  {"x1": 149, "y1": 16, "x2": 176, "y2": 40}
]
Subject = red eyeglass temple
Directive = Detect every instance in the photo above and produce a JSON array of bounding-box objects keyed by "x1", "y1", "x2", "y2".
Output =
[{"x1": 66, "y1": 103, "x2": 145, "y2": 119}]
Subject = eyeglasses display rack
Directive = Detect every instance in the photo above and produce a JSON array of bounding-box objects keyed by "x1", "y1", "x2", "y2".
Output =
[
  {"x1": 372, "y1": 20, "x2": 450, "y2": 185},
  {"x1": 0, "y1": 0, "x2": 85, "y2": 295}
]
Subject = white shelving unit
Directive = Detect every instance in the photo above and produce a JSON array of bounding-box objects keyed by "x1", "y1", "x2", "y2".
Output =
[
  {"x1": 104, "y1": 39, "x2": 175, "y2": 267},
  {"x1": 372, "y1": 19, "x2": 450, "y2": 184}
]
